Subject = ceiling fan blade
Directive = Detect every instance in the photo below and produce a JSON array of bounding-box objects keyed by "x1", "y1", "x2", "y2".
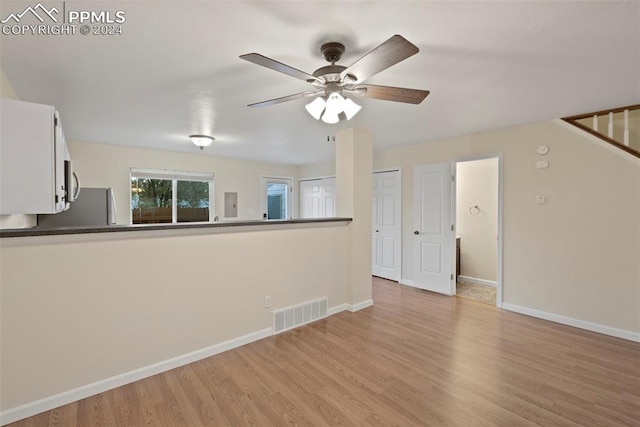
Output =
[
  {"x1": 354, "y1": 84, "x2": 430, "y2": 104},
  {"x1": 340, "y1": 35, "x2": 419, "y2": 84},
  {"x1": 240, "y1": 53, "x2": 321, "y2": 84},
  {"x1": 248, "y1": 91, "x2": 321, "y2": 108}
]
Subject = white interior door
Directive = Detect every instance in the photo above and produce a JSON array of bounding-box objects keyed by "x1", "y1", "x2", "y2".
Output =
[
  {"x1": 322, "y1": 178, "x2": 336, "y2": 217},
  {"x1": 372, "y1": 171, "x2": 401, "y2": 281},
  {"x1": 412, "y1": 163, "x2": 454, "y2": 294},
  {"x1": 299, "y1": 179, "x2": 321, "y2": 218},
  {"x1": 299, "y1": 178, "x2": 335, "y2": 218}
]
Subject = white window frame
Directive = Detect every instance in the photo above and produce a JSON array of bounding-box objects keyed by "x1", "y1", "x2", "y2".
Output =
[
  {"x1": 130, "y1": 168, "x2": 215, "y2": 224},
  {"x1": 261, "y1": 176, "x2": 293, "y2": 220}
]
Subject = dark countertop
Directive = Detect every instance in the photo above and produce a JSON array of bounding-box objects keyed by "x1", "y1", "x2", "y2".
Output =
[{"x1": 0, "y1": 217, "x2": 352, "y2": 238}]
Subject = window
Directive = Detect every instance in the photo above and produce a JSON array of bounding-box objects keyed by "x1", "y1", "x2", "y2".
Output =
[{"x1": 130, "y1": 168, "x2": 214, "y2": 224}]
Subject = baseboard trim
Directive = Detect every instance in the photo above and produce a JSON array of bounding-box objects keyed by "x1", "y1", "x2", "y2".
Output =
[
  {"x1": 328, "y1": 300, "x2": 373, "y2": 314},
  {"x1": 0, "y1": 328, "x2": 272, "y2": 426},
  {"x1": 349, "y1": 299, "x2": 374, "y2": 312},
  {"x1": 328, "y1": 303, "x2": 349, "y2": 316},
  {"x1": 502, "y1": 303, "x2": 640, "y2": 343},
  {"x1": 457, "y1": 275, "x2": 497, "y2": 287}
]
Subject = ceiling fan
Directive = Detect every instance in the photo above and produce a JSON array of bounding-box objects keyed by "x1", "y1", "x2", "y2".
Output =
[{"x1": 240, "y1": 35, "x2": 430, "y2": 124}]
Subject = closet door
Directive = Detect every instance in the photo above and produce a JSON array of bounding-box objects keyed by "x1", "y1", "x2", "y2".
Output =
[{"x1": 372, "y1": 171, "x2": 401, "y2": 281}]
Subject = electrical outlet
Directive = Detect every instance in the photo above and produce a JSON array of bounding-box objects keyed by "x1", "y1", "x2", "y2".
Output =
[{"x1": 264, "y1": 296, "x2": 271, "y2": 309}]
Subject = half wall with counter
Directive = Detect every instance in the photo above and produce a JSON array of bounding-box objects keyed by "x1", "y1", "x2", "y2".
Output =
[{"x1": 0, "y1": 218, "x2": 354, "y2": 423}]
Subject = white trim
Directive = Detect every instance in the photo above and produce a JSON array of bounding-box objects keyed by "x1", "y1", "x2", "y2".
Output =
[
  {"x1": 328, "y1": 303, "x2": 349, "y2": 315},
  {"x1": 451, "y1": 153, "x2": 504, "y2": 308},
  {"x1": 327, "y1": 300, "x2": 374, "y2": 313},
  {"x1": 552, "y1": 119, "x2": 640, "y2": 165},
  {"x1": 299, "y1": 175, "x2": 336, "y2": 182},
  {"x1": 457, "y1": 275, "x2": 497, "y2": 287},
  {"x1": 130, "y1": 168, "x2": 215, "y2": 181},
  {"x1": 502, "y1": 303, "x2": 640, "y2": 343},
  {"x1": 261, "y1": 176, "x2": 294, "y2": 220},
  {"x1": 0, "y1": 328, "x2": 271, "y2": 426},
  {"x1": 349, "y1": 299, "x2": 374, "y2": 312}
]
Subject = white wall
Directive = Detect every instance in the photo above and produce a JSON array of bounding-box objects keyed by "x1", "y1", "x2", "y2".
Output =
[
  {"x1": 0, "y1": 223, "x2": 350, "y2": 413},
  {"x1": 456, "y1": 158, "x2": 498, "y2": 282},
  {"x1": 67, "y1": 140, "x2": 299, "y2": 224},
  {"x1": 0, "y1": 68, "x2": 37, "y2": 229},
  {"x1": 375, "y1": 120, "x2": 640, "y2": 335}
]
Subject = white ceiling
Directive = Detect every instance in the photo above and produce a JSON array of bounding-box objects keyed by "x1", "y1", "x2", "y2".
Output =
[{"x1": 1, "y1": 1, "x2": 639, "y2": 164}]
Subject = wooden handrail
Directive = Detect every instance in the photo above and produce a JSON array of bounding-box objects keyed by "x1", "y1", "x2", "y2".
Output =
[
  {"x1": 562, "y1": 105, "x2": 639, "y2": 159},
  {"x1": 562, "y1": 104, "x2": 639, "y2": 120}
]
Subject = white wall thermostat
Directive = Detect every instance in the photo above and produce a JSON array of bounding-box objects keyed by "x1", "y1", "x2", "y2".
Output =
[{"x1": 537, "y1": 145, "x2": 549, "y2": 155}]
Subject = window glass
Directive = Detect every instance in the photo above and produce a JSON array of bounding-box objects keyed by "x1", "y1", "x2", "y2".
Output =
[
  {"x1": 267, "y1": 182, "x2": 287, "y2": 219},
  {"x1": 177, "y1": 180, "x2": 210, "y2": 223},
  {"x1": 131, "y1": 177, "x2": 172, "y2": 224},
  {"x1": 130, "y1": 169, "x2": 214, "y2": 224}
]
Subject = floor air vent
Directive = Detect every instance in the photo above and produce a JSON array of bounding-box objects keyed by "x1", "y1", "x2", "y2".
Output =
[{"x1": 272, "y1": 297, "x2": 328, "y2": 335}]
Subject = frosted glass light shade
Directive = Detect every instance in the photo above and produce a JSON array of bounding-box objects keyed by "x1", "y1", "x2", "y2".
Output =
[
  {"x1": 343, "y1": 98, "x2": 361, "y2": 120},
  {"x1": 305, "y1": 92, "x2": 360, "y2": 123},
  {"x1": 324, "y1": 92, "x2": 346, "y2": 116},
  {"x1": 321, "y1": 113, "x2": 339, "y2": 124},
  {"x1": 189, "y1": 135, "x2": 215, "y2": 149},
  {"x1": 305, "y1": 97, "x2": 326, "y2": 120}
]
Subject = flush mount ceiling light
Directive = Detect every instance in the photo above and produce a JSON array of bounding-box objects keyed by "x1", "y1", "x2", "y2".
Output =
[
  {"x1": 189, "y1": 134, "x2": 215, "y2": 150},
  {"x1": 240, "y1": 35, "x2": 430, "y2": 123}
]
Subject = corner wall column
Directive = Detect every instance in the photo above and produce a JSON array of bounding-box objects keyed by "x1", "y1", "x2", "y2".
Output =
[{"x1": 335, "y1": 128, "x2": 373, "y2": 308}]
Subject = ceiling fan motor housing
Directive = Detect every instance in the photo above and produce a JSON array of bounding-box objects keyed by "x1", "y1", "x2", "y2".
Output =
[{"x1": 320, "y1": 42, "x2": 345, "y2": 63}]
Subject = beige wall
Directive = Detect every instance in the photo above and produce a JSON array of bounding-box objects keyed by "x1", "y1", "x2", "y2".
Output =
[
  {"x1": 0, "y1": 68, "x2": 37, "y2": 229},
  {"x1": 298, "y1": 159, "x2": 335, "y2": 179},
  {"x1": 335, "y1": 129, "x2": 373, "y2": 306},
  {"x1": 0, "y1": 223, "x2": 350, "y2": 411},
  {"x1": 456, "y1": 158, "x2": 498, "y2": 282},
  {"x1": 375, "y1": 120, "x2": 640, "y2": 334},
  {"x1": 68, "y1": 140, "x2": 299, "y2": 224}
]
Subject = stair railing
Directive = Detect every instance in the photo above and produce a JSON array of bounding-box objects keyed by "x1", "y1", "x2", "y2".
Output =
[{"x1": 562, "y1": 104, "x2": 639, "y2": 159}]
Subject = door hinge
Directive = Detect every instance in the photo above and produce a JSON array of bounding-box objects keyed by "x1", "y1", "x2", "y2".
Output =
[
  {"x1": 450, "y1": 274, "x2": 454, "y2": 280},
  {"x1": 451, "y1": 224, "x2": 454, "y2": 231},
  {"x1": 451, "y1": 175, "x2": 455, "y2": 182}
]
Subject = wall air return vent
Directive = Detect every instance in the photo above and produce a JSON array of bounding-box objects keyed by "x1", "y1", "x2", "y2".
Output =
[{"x1": 272, "y1": 297, "x2": 328, "y2": 335}]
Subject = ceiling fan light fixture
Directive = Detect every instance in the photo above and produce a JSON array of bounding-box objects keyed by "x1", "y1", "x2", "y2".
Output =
[
  {"x1": 343, "y1": 98, "x2": 362, "y2": 120},
  {"x1": 305, "y1": 97, "x2": 326, "y2": 120},
  {"x1": 321, "y1": 112, "x2": 340, "y2": 124},
  {"x1": 324, "y1": 92, "x2": 346, "y2": 117},
  {"x1": 189, "y1": 134, "x2": 215, "y2": 150}
]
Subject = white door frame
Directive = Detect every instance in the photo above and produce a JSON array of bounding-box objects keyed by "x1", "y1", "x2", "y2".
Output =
[
  {"x1": 372, "y1": 168, "x2": 402, "y2": 281},
  {"x1": 451, "y1": 153, "x2": 504, "y2": 308},
  {"x1": 261, "y1": 176, "x2": 294, "y2": 220}
]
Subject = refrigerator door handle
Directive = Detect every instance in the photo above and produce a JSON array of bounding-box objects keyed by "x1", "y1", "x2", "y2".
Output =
[{"x1": 73, "y1": 171, "x2": 81, "y2": 199}]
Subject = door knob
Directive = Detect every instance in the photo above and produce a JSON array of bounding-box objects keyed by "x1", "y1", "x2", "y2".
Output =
[
  {"x1": 414, "y1": 230, "x2": 420, "y2": 235},
  {"x1": 376, "y1": 230, "x2": 379, "y2": 233}
]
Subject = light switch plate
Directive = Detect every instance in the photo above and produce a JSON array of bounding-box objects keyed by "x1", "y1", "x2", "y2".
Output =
[{"x1": 535, "y1": 195, "x2": 548, "y2": 204}]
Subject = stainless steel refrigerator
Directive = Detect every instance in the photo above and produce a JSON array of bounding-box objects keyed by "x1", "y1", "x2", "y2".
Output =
[{"x1": 37, "y1": 188, "x2": 117, "y2": 227}]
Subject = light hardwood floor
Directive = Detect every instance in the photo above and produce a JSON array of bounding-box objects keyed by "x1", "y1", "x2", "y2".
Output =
[{"x1": 8, "y1": 277, "x2": 640, "y2": 426}]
